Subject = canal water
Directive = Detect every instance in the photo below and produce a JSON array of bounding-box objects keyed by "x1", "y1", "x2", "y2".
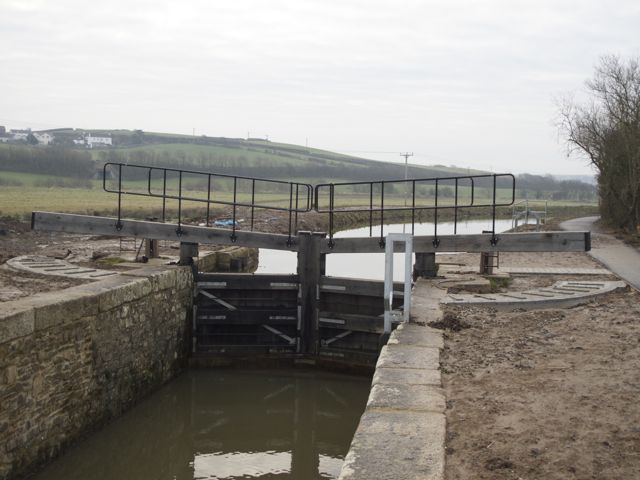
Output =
[
  {"x1": 33, "y1": 370, "x2": 370, "y2": 480},
  {"x1": 257, "y1": 218, "x2": 513, "y2": 279}
]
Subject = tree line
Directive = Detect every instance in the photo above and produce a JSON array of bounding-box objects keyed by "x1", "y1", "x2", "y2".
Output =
[
  {"x1": 560, "y1": 55, "x2": 640, "y2": 231},
  {"x1": 0, "y1": 146, "x2": 95, "y2": 178}
]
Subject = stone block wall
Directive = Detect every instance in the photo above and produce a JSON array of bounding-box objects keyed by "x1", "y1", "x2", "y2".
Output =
[
  {"x1": 198, "y1": 246, "x2": 258, "y2": 273},
  {"x1": 0, "y1": 265, "x2": 193, "y2": 479}
]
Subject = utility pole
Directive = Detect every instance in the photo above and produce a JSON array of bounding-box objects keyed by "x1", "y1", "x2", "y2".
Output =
[{"x1": 400, "y1": 152, "x2": 413, "y2": 233}]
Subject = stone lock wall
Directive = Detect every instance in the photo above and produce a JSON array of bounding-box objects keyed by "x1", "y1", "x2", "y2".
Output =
[
  {"x1": 0, "y1": 265, "x2": 193, "y2": 480},
  {"x1": 198, "y1": 246, "x2": 258, "y2": 273}
]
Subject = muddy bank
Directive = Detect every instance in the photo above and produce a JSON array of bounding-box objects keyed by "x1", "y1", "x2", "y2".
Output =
[{"x1": 435, "y1": 248, "x2": 640, "y2": 480}]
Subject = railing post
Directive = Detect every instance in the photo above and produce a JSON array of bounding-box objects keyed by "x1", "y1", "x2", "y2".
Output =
[
  {"x1": 116, "y1": 164, "x2": 123, "y2": 230},
  {"x1": 297, "y1": 231, "x2": 325, "y2": 354}
]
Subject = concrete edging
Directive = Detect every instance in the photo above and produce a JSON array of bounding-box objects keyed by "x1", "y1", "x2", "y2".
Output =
[{"x1": 338, "y1": 280, "x2": 446, "y2": 480}]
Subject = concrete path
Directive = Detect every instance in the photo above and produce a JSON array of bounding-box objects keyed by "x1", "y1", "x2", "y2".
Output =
[
  {"x1": 495, "y1": 266, "x2": 610, "y2": 275},
  {"x1": 443, "y1": 280, "x2": 626, "y2": 309},
  {"x1": 561, "y1": 217, "x2": 640, "y2": 291},
  {"x1": 7, "y1": 255, "x2": 120, "y2": 281},
  {"x1": 339, "y1": 280, "x2": 446, "y2": 480}
]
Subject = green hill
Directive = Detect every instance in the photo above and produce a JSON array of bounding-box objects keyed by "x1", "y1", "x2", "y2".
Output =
[
  {"x1": 37, "y1": 128, "x2": 485, "y2": 182},
  {"x1": 0, "y1": 128, "x2": 597, "y2": 218}
]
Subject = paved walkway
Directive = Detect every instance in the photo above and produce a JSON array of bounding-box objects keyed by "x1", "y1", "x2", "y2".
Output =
[
  {"x1": 561, "y1": 217, "x2": 640, "y2": 291},
  {"x1": 496, "y1": 266, "x2": 610, "y2": 275},
  {"x1": 7, "y1": 255, "x2": 120, "y2": 280},
  {"x1": 338, "y1": 280, "x2": 446, "y2": 480},
  {"x1": 443, "y1": 280, "x2": 626, "y2": 309}
]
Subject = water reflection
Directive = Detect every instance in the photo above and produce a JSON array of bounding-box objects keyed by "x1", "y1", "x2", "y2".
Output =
[{"x1": 33, "y1": 370, "x2": 370, "y2": 480}]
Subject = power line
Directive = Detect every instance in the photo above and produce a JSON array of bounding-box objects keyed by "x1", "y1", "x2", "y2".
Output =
[{"x1": 400, "y1": 152, "x2": 413, "y2": 233}]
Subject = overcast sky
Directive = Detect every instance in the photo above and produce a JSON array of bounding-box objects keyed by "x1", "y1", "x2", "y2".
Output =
[{"x1": 1, "y1": 0, "x2": 638, "y2": 175}]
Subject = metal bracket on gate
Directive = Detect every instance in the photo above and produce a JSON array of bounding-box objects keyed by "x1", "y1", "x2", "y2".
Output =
[
  {"x1": 321, "y1": 330, "x2": 353, "y2": 347},
  {"x1": 262, "y1": 325, "x2": 296, "y2": 345},
  {"x1": 198, "y1": 289, "x2": 237, "y2": 311}
]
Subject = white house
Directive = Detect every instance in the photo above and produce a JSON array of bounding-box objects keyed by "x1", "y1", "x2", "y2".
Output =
[
  {"x1": 34, "y1": 133, "x2": 54, "y2": 145},
  {"x1": 10, "y1": 130, "x2": 29, "y2": 141},
  {"x1": 85, "y1": 135, "x2": 112, "y2": 148}
]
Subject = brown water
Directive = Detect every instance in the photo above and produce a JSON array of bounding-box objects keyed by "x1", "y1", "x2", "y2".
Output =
[{"x1": 32, "y1": 369, "x2": 370, "y2": 480}]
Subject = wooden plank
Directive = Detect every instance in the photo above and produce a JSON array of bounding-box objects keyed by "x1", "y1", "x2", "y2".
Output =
[
  {"x1": 32, "y1": 211, "x2": 298, "y2": 251},
  {"x1": 197, "y1": 310, "x2": 298, "y2": 325},
  {"x1": 298, "y1": 232, "x2": 323, "y2": 354},
  {"x1": 33, "y1": 211, "x2": 590, "y2": 254},
  {"x1": 196, "y1": 273, "x2": 299, "y2": 290},
  {"x1": 319, "y1": 312, "x2": 384, "y2": 333},
  {"x1": 320, "y1": 276, "x2": 403, "y2": 297},
  {"x1": 320, "y1": 231, "x2": 591, "y2": 254}
]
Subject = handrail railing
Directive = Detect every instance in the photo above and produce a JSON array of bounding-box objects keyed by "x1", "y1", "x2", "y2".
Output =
[
  {"x1": 103, "y1": 163, "x2": 516, "y2": 249},
  {"x1": 314, "y1": 173, "x2": 516, "y2": 248},
  {"x1": 511, "y1": 199, "x2": 548, "y2": 230},
  {"x1": 103, "y1": 163, "x2": 313, "y2": 244}
]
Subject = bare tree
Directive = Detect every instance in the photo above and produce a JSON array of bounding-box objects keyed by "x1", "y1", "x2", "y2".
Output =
[{"x1": 559, "y1": 55, "x2": 640, "y2": 232}]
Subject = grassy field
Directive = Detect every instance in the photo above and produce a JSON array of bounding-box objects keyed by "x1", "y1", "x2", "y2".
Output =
[
  {"x1": 1, "y1": 130, "x2": 597, "y2": 222},
  {"x1": 91, "y1": 143, "x2": 316, "y2": 168},
  {"x1": 0, "y1": 170, "x2": 597, "y2": 222}
]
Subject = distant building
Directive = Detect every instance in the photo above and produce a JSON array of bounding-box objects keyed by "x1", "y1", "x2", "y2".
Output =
[
  {"x1": 0, "y1": 126, "x2": 5, "y2": 135},
  {"x1": 85, "y1": 134, "x2": 113, "y2": 148},
  {"x1": 10, "y1": 131, "x2": 29, "y2": 141},
  {"x1": 34, "y1": 132, "x2": 54, "y2": 145}
]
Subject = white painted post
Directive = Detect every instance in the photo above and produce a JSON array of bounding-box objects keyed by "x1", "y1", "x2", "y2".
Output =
[
  {"x1": 403, "y1": 234, "x2": 413, "y2": 323},
  {"x1": 384, "y1": 237, "x2": 394, "y2": 334},
  {"x1": 384, "y1": 233, "x2": 413, "y2": 334}
]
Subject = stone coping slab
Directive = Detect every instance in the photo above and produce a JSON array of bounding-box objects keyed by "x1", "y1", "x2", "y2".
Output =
[
  {"x1": 339, "y1": 279, "x2": 445, "y2": 480},
  {"x1": 376, "y1": 344, "x2": 440, "y2": 370},
  {"x1": 367, "y1": 383, "x2": 446, "y2": 413},
  {"x1": 0, "y1": 264, "x2": 191, "y2": 343},
  {"x1": 387, "y1": 323, "x2": 444, "y2": 349},
  {"x1": 372, "y1": 367, "x2": 441, "y2": 388},
  {"x1": 338, "y1": 410, "x2": 445, "y2": 480}
]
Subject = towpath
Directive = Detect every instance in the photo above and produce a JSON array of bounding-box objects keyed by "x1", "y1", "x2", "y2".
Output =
[{"x1": 561, "y1": 216, "x2": 640, "y2": 290}]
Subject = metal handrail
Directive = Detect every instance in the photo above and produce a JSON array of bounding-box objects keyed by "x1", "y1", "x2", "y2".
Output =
[
  {"x1": 511, "y1": 199, "x2": 548, "y2": 230},
  {"x1": 103, "y1": 163, "x2": 313, "y2": 243},
  {"x1": 314, "y1": 173, "x2": 516, "y2": 248},
  {"x1": 103, "y1": 163, "x2": 516, "y2": 248}
]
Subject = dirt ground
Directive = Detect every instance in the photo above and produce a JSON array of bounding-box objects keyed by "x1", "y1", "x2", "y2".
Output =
[{"x1": 437, "y1": 249, "x2": 640, "y2": 479}]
